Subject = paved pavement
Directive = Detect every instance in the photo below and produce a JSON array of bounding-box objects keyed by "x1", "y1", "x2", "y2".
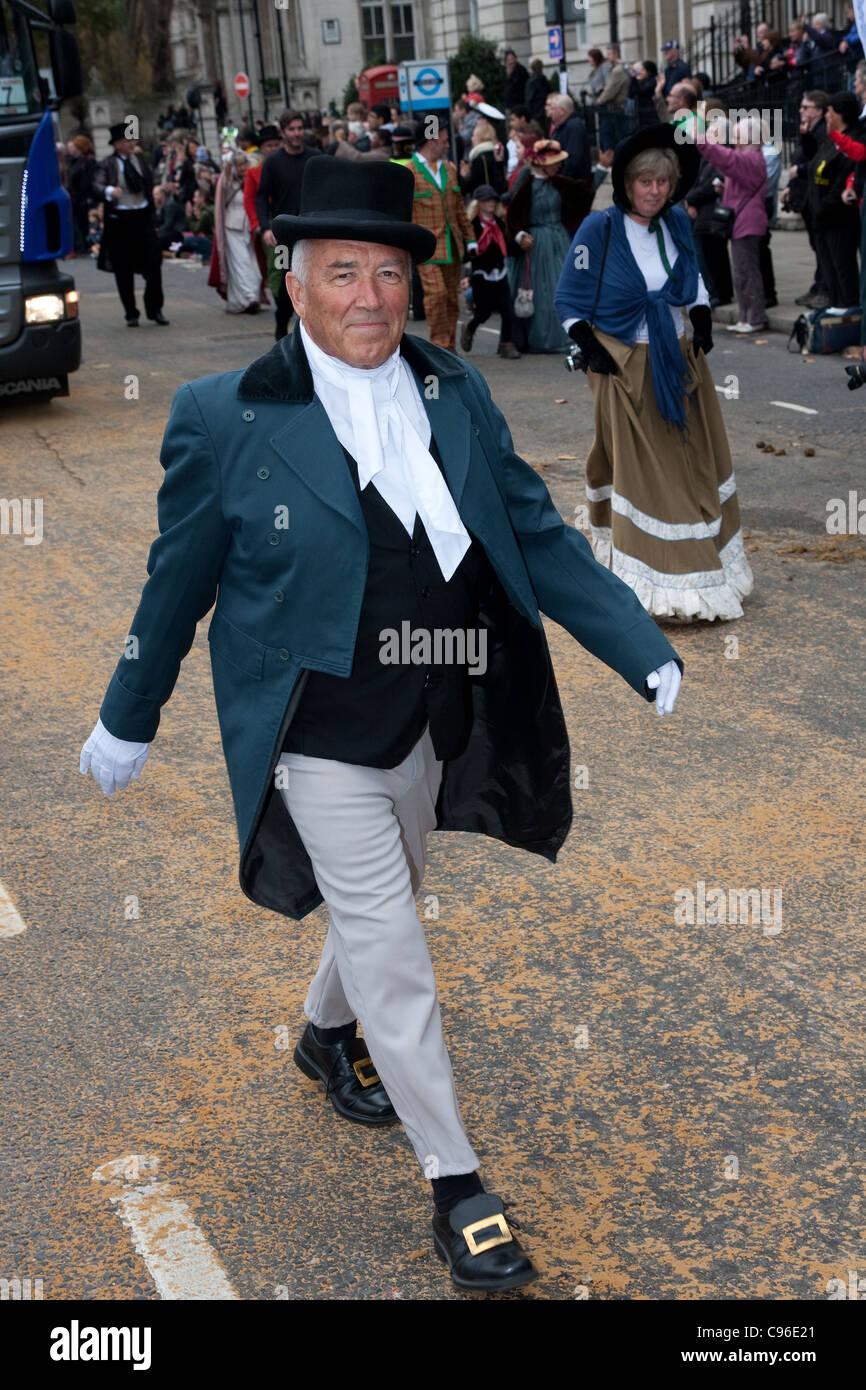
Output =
[{"x1": 0, "y1": 247, "x2": 863, "y2": 1303}]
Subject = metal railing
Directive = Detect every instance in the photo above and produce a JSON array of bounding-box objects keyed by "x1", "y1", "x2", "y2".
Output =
[{"x1": 687, "y1": 1, "x2": 855, "y2": 90}]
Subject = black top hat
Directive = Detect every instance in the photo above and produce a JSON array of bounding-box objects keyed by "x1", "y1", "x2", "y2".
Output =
[
  {"x1": 610, "y1": 122, "x2": 700, "y2": 212},
  {"x1": 272, "y1": 156, "x2": 437, "y2": 262},
  {"x1": 109, "y1": 122, "x2": 131, "y2": 144}
]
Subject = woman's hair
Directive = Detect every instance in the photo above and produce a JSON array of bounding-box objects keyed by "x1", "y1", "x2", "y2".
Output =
[
  {"x1": 642, "y1": 60, "x2": 658, "y2": 78},
  {"x1": 472, "y1": 118, "x2": 497, "y2": 145},
  {"x1": 71, "y1": 134, "x2": 94, "y2": 155},
  {"x1": 530, "y1": 58, "x2": 543, "y2": 73},
  {"x1": 732, "y1": 113, "x2": 769, "y2": 145},
  {"x1": 623, "y1": 146, "x2": 680, "y2": 201},
  {"x1": 587, "y1": 48, "x2": 604, "y2": 66},
  {"x1": 467, "y1": 194, "x2": 504, "y2": 219}
]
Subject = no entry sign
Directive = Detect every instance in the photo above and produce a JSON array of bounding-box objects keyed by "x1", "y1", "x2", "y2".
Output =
[{"x1": 234, "y1": 72, "x2": 250, "y2": 100}]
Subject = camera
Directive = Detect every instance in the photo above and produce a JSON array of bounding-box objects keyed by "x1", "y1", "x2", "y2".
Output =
[
  {"x1": 565, "y1": 343, "x2": 586, "y2": 372},
  {"x1": 845, "y1": 363, "x2": 866, "y2": 390}
]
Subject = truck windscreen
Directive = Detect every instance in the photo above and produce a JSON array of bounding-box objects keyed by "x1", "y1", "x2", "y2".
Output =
[{"x1": 0, "y1": 1, "x2": 44, "y2": 120}]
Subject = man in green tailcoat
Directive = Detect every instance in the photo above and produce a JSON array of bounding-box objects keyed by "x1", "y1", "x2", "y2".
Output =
[{"x1": 80, "y1": 157, "x2": 682, "y2": 1294}]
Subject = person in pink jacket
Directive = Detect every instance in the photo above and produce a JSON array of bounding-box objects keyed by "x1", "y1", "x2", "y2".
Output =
[{"x1": 697, "y1": 115, "x2": 768, "y2": 332}]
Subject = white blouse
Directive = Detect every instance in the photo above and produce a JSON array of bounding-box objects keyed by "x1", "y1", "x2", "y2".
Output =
[{"x1": 623, "y1": 214, "x2": 709, "y2": 341}]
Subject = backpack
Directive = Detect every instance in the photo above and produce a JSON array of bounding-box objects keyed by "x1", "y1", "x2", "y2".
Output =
[{"x1": 788, "y1": 306, "x2": 862, "y2": 355}]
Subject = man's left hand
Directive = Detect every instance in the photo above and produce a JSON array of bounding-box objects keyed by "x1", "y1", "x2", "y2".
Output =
[{"x1": 646, "y1": 661, "x2": 681, "y2": 715}]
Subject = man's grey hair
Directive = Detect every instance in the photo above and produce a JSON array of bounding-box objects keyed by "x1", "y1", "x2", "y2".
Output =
[
  {"x1": 290, "y1": 237, "x2": 312, "y2": 284},
  {"x1": 549, "y1": 93, "x2": 574, "y2": 114},
  {"x1": 289, "y1": 238, "x2": 413, "y2": 286}
]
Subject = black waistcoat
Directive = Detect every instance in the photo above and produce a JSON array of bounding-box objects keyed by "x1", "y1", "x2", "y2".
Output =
[{"x1": 282, "y1": 434, "x2": 494, "y2": 768}]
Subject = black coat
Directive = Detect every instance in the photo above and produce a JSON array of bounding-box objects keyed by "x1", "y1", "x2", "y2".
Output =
[
  {"x1": 504, "y1": 62, "x2": 529, "y2": 110},
  {"x1": 549, "y1": 112, "x2": 591, "y2": 181},
  {"x1": 686, "y1": 157, "x2": 725, "y2": 236},
  {"x1": 525, "y1": 72, "x2": 551, "y2": 126},
  {"x1": 460, "y1": 143, "x2": 507, "y2": 197},
  {"x1": 807, "y1": 127, "x2": 863, "y2": 227},
  {"x1": 786, "y1": 118, "x2": 825, "y2": 214}
]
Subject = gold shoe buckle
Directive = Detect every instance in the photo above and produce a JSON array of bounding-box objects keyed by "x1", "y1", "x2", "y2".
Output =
[
  {"x1": 462, "y1": 1213, "x2": 512, "y2": 1256},
  {"x1": 352, "y1": 1056, "x2": 380, "y2": 1088}
]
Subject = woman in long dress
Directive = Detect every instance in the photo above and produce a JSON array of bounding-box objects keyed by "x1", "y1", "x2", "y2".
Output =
[
  {"x1": 505, "y1": 138, "x2": 593, "y2": 354},
  {"x1": 554, "y1": 124, "x2": 753, "y2": 622},
  {"x1": 208, "y1": 150, "x2": 268, "y2": 314}
]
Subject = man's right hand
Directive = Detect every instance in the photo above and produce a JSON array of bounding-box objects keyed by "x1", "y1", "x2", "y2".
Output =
[
  {"x1": 80, "y1": 719, "x2": 151, "y2": 796},
  {"x1": 263, "y1": 229, "x2": 277, "y2": 248}
]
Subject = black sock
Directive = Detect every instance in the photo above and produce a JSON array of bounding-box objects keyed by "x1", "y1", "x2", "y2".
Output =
[
  {"x1": 431, "y1": 1172, "x2": 485, "y2": 1214},
  {"x1": 311, "y1": 1020, "x2": 357, "y2": 1045}
]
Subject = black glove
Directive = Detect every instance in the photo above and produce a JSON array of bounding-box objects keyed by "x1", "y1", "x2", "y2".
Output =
[
  {"x1": 567, "y1": 319, "x2": 618, "y2": 374},
  {"x1": 689, "y1": 304, "x2": 714, "y2": 356}
]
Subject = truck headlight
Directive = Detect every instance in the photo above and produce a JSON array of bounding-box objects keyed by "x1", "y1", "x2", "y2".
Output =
[{"x1": 25, "y1": 294, "x2": 66, "y2": 324}]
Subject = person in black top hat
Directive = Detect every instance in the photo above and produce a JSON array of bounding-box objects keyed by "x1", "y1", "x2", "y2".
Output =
[
  {"x1": 83, "y1": 154, "x2": 684, "y2": 1296},
  {"x1": 92, "y1": 123, "x2": 169, "y2": 327}
]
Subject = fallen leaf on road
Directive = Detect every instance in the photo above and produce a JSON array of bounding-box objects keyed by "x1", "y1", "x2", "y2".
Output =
[
  {"x1": 556, "y1": 454, "x2": 577, "y2": 460},
  {"x1": 554, "y1": 398, "x2": 567, "y2": 404},
  {"x1": 804, "y1": 446, "x2": 815, "y2": 456}
]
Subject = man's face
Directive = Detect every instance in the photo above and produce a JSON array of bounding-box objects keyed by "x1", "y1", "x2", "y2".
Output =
[
  {"x1": 606, "y1": 47, "x2": 617, "y2": 64},
  {"x1": 367, "y1": 110, "x2": 382, "y2": 131},
  {"x1": 756, "y1": 23, "x2": 768, "y2": 43},
  {"x1": 113, "y1": 137, "x2": 134, "y2": 158},
  {"x1": 261, "y1": 137, "x2": 280, "y2": 155},
  {"x1": 667, "y1": 82, "x2": 688, "y2": 113},
  {"x1": 799, "y1": 98, "x2": 821, "y2": 128},
  {"x1": 825, "y1": 105, "x2": 843, "y2": 132},
  {"x1": 789, "y1": 23, "x2": 804, "y2": 42},
  {"x1": 282, "y1": 119, "x2": 305, "y2": 152},
  {"x1": 426, "y1": 128, "x2": 449, "y2": 160},
  {"x1": 666, "y1": 47, "x2": 679, "y2": 67},
  {"x1": 509, "y1": 113, "x2": 526, "y2": 135},
  {"x1": 505, "y1": 53, "x2": 515, "y2": 73},
  {"x1": 286, "y1": 240, "x2": 411, "y2": 369},
  {"x1": 546, "y1": 95, "x2": 562, "y2": 123},
  {"x1": 153, "y1": 187, "x2": 165, "y2": 208}
]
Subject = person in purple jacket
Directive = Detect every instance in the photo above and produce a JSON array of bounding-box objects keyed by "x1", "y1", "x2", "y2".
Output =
[{"x1": 695, "y1": 114, "x2": 768, "y2": 334}]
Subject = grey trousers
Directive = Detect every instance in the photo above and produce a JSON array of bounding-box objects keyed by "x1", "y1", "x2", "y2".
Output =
[
  {"x1": 730, "y1": 234, "x2": 766, "y2": 327},
  {"x1": 276, "y1": 724, "x2": 480, "y2": 1177}
]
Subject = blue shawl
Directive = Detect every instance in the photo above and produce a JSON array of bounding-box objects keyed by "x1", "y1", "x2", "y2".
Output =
[{"x1": 554, "y1": 203, "x2": 699, "y2": 430}]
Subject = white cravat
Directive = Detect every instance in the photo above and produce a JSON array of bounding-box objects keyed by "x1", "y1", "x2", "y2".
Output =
[{"x1": 300, "y1": 320, "x2": 471, "y2": 581}]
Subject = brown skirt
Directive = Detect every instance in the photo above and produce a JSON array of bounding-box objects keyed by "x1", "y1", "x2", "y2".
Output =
[{"x1": 582, "y1": 329, "x2": 754, "y2": 622}]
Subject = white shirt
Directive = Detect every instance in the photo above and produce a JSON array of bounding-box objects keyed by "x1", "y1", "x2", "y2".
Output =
[
  {"x1": 300, "y1": 320, "x2": 471, "y2": 581},
  {"x1": 105, "y1": 154, "x2": 148, "y2": 211},
  {"x1": 561, "y1": 214, "x2": 709, "y2": 341}
]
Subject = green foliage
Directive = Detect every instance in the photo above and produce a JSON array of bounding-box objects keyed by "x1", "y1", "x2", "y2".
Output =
[
  {"x1": 341, "y1": 73, "x2": 359, "y2": 114},
  {"x1": 448, "y1": 34, "x2": 506, "y2": 111}
]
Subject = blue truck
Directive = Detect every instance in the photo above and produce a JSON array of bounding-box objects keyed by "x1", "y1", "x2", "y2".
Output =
[{"x1": 1, "y1": 0, "x2": 82, "y2": 400}]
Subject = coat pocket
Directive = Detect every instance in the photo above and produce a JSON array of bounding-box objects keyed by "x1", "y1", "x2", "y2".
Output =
[{"x1": 207, "y1": 610, "x2": 267, "y2": 680}]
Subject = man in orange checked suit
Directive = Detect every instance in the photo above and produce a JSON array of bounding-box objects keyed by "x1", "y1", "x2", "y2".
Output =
[{"x1": 409, "y1": 116, "x2": 477, "y2": 350}]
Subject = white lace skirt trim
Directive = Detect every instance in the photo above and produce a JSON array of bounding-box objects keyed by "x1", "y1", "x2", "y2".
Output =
[{"x1": 589, "y1": 527, "x2": 755, "y2": 623}]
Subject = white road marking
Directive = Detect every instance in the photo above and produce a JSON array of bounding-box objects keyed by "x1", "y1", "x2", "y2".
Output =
[
  {"x1": 770, "y1": 400, "x2": 818, "y2": 414},
  {"x1": 92, "y1": 1153, "x2": 239, "y2": 1300},
  {"x1": 0, "y1": 880, "x2": 26, "y2": 938}
]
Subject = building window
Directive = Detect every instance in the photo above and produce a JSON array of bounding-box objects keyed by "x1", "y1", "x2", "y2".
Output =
[
  {"x1": 391, "y1": 3, "x2": 415, "y2": 61},
  {"x1": 362, "y1": 2, "x2": 386, "y2": 66}
]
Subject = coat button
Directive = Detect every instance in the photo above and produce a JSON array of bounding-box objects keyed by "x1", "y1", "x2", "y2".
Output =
[
  {"x1": 243, "y1": 409, "x2": 256, "y2": 422},
  {"x1": 279, "y1": 649, "x2": 290, "y2": 661},
  {"x1": 257, "y1": 466, "x2": 270, "y2": 480},
  {"x1": 274, "y1": 589, "x2": 284, "y2": 602},
  {"x1": 421, "y1": 585, "x2": 431, "y2": 598},
  {"x1": 410, "y1": 545, "x2": 420, "y2": 557},
  {"x1": 268, "y1": 532, "x2": 279, "y2": 545}
]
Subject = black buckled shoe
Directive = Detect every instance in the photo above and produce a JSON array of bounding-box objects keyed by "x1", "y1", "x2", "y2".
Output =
[
  {"x1": 432, "y1": 1193, "x2": 538, "y2": 1292},
  {"x1": 293, "y1": 1022, "x2": 398, "y2": 1126}
]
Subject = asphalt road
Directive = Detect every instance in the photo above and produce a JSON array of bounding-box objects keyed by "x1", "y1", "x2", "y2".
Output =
[{"x1": 1, "y1": 254, "x2": 864, "y2": 1302}]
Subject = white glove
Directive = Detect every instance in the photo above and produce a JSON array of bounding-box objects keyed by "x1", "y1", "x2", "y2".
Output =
[
  {"x1": 80, "y1": 718, "x2": 150, "y2": 796},
  {"x1": 646, "y1": 661, "x2": 681, "y2": 716}
]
